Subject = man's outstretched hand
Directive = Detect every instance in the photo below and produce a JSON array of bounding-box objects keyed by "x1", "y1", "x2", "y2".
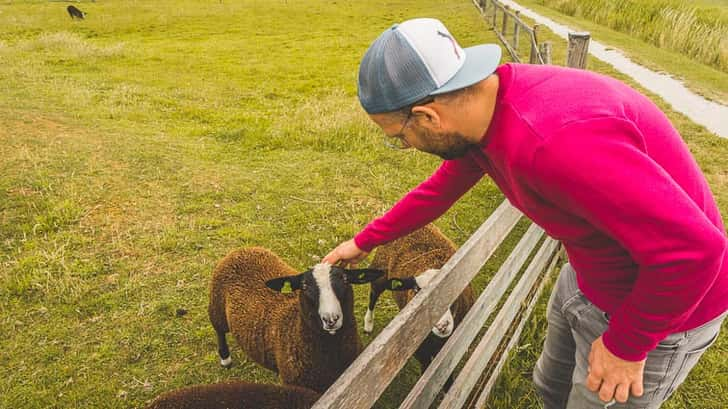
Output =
[
  {"x1": 587, "y1": 336, "x2": 646, "y2": 404},
  {"x1": 322, "y1": 239, "x2": 369, "y2": 267}
]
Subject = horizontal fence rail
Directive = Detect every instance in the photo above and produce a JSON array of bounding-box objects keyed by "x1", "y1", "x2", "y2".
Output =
[
  {"x1": 472, "y1": 245, "x2": 563, "y2": 407},
  {"x1": 311, "y1": 200, "x2": 564, "y2": 408},
  {"x1": 475, "y1": 0, "x2": 590, "y2": 68},
  {"x1": 399, "y1": 223, "x2": 546, "y2": 409},
  {"x1": 439, "y1": 238, "x2": 560, "y2": 409},
  {"x1": 474, "y1": 0, "x2": 545, "y2": 64},
  {"x1": 312, "y1": 201, "x2": 523, "y2": 409}
]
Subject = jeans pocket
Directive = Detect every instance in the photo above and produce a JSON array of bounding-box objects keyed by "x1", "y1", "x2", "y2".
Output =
[
  {"x1": 561, "y1": 291, "x2": 610, "y2": 337},
  {"x1": 642, "y1": 338, "x2": 681, "y2": 405},
  {"x1": 560, "y1": 291, "x2": 589, "y2": 329},
  {"x1": 653, "y1": 332, "x2": 683, "y2": 352},
  {"x1": 660, "y1": 329, "x2": 720, "y2": 401}
]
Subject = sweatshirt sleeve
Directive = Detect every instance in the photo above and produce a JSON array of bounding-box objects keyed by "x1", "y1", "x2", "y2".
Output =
[
  {"x1": 531, "y1": 117, "x2": 727, "y2": 361},
  {"x1": 354, "y1": 155, "x2": 486, "y2": 252}
]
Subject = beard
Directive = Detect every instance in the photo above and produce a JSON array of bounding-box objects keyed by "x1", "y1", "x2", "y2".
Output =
[{"x1": 417, "y1": 126, "x2": 476, "y2": 160}]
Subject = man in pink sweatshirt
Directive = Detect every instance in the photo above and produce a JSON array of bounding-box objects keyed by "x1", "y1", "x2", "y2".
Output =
[{"x1": 323, "y1": 18, "x2": 728, "y2": 408}]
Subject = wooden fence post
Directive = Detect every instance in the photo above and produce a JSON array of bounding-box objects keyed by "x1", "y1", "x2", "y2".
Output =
[
  {"x1": 539, "y1": 41, "x2": 552, "y2": 65},
  {"x1": 502, "y1": 6, "x2": 509, "y2": 37},
  {"x1": 492, "y1": 2, "x2": 498, "y2": 27},
  {"x1": 566, "y1": 32, "x2": 590, "y2": 69},
  {"x1": 513, "y1": 10, "x2": 520, "y2": 52},
  {"x1": 529, "y1": 24, "x2": 540, "y2": 64}
]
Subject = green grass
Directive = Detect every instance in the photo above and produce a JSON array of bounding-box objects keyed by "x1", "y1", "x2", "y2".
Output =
[
  {"x1": 509, "y1": 0, "x2": 728, "y2": 104},
  {"x1": 693, "y1": 0, "x2": 728, "y2": 9},
  {"x1": 530, "y1": 0, "x2": 728, "y2": 72},
  {"x1": 0, "y1": 1, "x2": 726, "y2": 408}
]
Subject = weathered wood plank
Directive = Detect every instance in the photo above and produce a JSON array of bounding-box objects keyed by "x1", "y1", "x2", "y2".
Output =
[
  {"x1": 311, "y1": 202, "x2": 522, "y2": 409},
  {"x1": 567, "y1": 32, "x2": 591, "y2": 69},
  {"x1": 438, "y1": 238, "x2": 560, "y2": 409},
  {"x1": 485, "y1": 0, "x2": 534, "y2": 35},
  {"x1": 502, "y1": 6, "x2": 510, "y2": 36},
  {"x1": 513, "y1": 10, "x2": 521, "y2": 53},
  {"x1": 399, "y1": 223, "x2": 545, "y2": 409},
  {"x1": 494, "y1": 25, "x2": 520, "y2": 63},
  {"x1": 474, "y1": 0, "x2": 487, "y2": 14},
  {"x1": 491, "y1": 0, "x2": 498, "y2": 27},
  {"x1": 472, "y1": 243, "x2": 563, "y2": 407},
  {"x1": 539, "y1": 41, "x2": 552, "y2": 65},
  {"x1": 528, "y1": 25, "x2": 543, "y2": 64}
]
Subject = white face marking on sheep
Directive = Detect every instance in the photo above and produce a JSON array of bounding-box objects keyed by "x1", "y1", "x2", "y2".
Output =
[
  {"x1": 416, "y1": 269, "x2": 454, "y2": 338},
  {"x1": 313, "y1": 263, "x2": 343, "y2": 334},
  {"x1": 364, "y1": 309, "x2": 374, "y2": 333}
]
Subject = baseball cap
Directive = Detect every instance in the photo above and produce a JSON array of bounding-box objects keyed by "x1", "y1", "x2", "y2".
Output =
[{"x1": 358, "y1": 18, "x2": 501, "y2": 114}]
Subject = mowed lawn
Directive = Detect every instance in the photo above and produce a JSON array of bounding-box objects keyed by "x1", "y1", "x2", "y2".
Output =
[{"x1": 0, "y1": 1, "x2": 726, "y2": 408}]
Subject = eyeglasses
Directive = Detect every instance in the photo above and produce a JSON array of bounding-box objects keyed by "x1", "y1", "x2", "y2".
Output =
[
  {"x1": 384, "y1": 96, "x2": 435, "y2": 150},
  {"x1": 384, "y1": 113, "x2": 414, "y2": 149}
]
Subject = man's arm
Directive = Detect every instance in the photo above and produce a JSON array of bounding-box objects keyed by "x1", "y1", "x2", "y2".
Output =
[
  {"x1": 323, "y1": 154, "x2": 486, "y2": 265},
  {"x1": 353, "y1": 155, "x2": 486, "y2": 252}
]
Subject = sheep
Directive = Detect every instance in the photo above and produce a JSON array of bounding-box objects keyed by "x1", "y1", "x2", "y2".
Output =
[
  {"x1": 145, "y1": 381, "x2": 320, "y2": 409},
  {"x1": 66, "y1": 5, "x2": 86, "y2": 20},
  {"x1": 208, "y1": 246, "x2": 384, "y2": 393},
  {"x1": 366, "y1": 224, "x2": 475, "y2": 383}
]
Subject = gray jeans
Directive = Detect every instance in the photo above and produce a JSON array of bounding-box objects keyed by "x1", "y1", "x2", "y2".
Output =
[{"x1": 533, "y1": 264, "x2": 725, "y2": 409}]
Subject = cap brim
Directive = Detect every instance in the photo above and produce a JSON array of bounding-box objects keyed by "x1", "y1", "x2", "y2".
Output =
[{"x1": 430, "y1": 44, "x2": 502, "y2": 95}]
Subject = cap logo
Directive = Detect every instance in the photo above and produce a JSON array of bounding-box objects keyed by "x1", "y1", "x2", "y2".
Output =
[{"x1": 436, "y1": 30, "x2": 460, "y2": 59}]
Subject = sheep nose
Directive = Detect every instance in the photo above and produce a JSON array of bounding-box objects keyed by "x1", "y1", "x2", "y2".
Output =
[
  {"x1": 323, "y1": 314, "x2": 340, "y2": 327},
  {"x1": 434, "y1": 321, "x2": 453, "y2": 337}
]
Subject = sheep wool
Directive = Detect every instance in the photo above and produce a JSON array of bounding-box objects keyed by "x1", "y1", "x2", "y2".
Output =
[
  {"x1": 369, "y1": 224, "x2": 475, "y2": 371},
  {"x1": 208, "y1": 247, "x2": 363, "y2": 393},
  {"x1": 145, "y1": 381, "x2": 321, "y2": 409}
]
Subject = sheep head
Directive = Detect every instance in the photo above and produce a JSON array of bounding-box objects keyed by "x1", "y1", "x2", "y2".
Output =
[
  {"x1": 385, "y1": 268, "x2": 454, "y2": 338},
  {"x1": 266, "y1": 264, "x2": 384, "y2": 335}
]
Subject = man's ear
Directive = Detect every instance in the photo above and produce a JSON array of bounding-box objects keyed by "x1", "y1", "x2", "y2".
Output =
[
  {"x1": 265, "y1": 274, "x2": 304, "y2": 294},
  {"x1": 344, "y1": 269, "x2": 385, "y2": 284},
  {"x1": 411, "y1": 104, "x2": 442, "y2": 128},
  {"x1": 383, "y1": 277, "x2": 419, "y2": 291}
]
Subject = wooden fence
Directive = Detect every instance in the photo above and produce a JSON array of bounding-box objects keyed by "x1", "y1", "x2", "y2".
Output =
[
  {"x1": 311, "y1": 2, "x2": 593, "y2": 408},
  {"x1": 313, "y1": 202, "x2": 562, "y2": 409},
  {"x1": 475, "y1": 0, "x2": 592, "y2": 69},
  {"x1": 475, "y1": 0, "x2": 549, "y2": 64}
]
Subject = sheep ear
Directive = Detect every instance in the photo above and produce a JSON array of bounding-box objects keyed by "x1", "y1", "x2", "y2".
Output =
[
  {"x1": 384, "y1": 277, "x2": 418, "y2": 291},
  {"x1": 265, "y1": 275, "x2": 304, "y2": 293},
  {"x1": 344, "y1": 268, "x2": 385, "y2": 284}
]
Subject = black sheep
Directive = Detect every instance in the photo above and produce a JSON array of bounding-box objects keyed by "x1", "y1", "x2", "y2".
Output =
[{"x1": 66, "y1": 5, "x2": 86, "y2": 20}]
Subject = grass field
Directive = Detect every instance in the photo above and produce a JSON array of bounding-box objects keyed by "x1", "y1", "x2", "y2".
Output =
[
  {"x1": 511, "y1": 0, "x2": 728, "y2": 108},
  {"x1": 0, "y1": 1, "x2": 726, "y2": 408},
  {"x1": 530, "y1": 0, "x2": 728, "y2": 72}
]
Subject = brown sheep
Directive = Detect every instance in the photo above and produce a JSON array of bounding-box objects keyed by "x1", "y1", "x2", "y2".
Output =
[
  {"x1": 145, "y1": 381, "x2": 320, "y2": 409},
  {"x1": 208, "y1": 247, "x2": 383, "y2": 393},
  {"x1": 367, "y1": 225, "x2": 475, "y2": 386}
]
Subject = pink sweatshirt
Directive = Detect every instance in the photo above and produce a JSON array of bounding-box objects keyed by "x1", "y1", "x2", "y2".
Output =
[{"x1": 354, "y1": 63, "x2": 728, "y2": 361}]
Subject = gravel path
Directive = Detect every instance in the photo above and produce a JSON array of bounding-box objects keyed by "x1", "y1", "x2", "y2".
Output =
[{"x1": 499, "y1": 0, "x2": 728, "y2": 138}]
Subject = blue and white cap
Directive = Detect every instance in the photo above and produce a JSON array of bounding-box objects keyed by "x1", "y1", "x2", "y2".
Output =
[{"x1": 358, "y1": 18, "x2": 502, "y2": 114}]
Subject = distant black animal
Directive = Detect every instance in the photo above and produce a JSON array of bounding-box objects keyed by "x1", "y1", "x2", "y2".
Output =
[{"x1": 67, "y1": 5, "x2": 86, "y2": 20}]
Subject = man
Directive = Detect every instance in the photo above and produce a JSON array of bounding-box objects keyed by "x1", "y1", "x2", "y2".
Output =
[{"x1": 322, "y1": 18, "x2": 728, "y2": 408}]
